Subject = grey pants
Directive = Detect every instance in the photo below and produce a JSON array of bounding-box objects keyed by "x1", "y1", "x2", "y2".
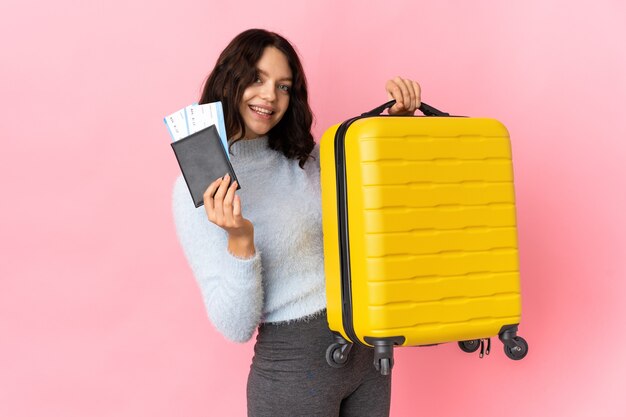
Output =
[{"x1": 247, "y1": 310, "x2": 391, "y2": 417}]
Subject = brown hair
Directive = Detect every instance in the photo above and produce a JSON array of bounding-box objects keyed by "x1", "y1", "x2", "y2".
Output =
[{"x1": 199, "y1": 29, "x2": 315, "y2": 168}]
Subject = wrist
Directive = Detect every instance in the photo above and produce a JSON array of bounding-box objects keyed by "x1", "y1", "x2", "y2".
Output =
[{"x1": 227, "y1": 233, "x2": 256, "y2": 259}]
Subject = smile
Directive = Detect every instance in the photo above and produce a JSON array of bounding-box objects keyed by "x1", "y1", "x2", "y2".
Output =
[{"x1": 249, "y1": 105, "x2": 274, "y2": 116}]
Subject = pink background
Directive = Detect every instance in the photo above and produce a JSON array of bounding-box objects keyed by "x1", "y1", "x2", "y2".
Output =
[{"x1": 2, "y1": 1, "x2": 625, "y2": 416}]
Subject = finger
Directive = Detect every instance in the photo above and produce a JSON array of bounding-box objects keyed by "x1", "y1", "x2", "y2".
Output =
[
  {"x1": 233, "y1": 193, "x2": 242, "y2": 220},
  {"x1": 412, "y1": 80, "x2": 422, "y2": 109},
  {"x1": 214, "y1": 174, "x2": 231, "y2": 200},
  {"x1": 401, "y1": 78, "x2": 417, "y2": 112},
  {"x1": 213, "y1": 174, "x2": 231, "y2": 224},
  {"x1": 394, "y1": 76, "x2": 411, "y2": 110},
  {"x1": 385, "y1": 79, "x2": 405, "y2": 113},
  {"x1": 203, "y1": 177, "x2": 223, "y2": 220},
  {"x1": 222, "y1": 180, "x2": 238, "y2": 226}
]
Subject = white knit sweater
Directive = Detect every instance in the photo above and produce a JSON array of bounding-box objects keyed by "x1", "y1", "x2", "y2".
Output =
[{"x1": 172, "y1": 136, "x2": 326, "y2": 343}]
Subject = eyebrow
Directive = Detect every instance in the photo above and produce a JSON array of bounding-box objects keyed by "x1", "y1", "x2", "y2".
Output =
[{"x1": 257, "y1": 68, "x2": 292, "y2": 82}]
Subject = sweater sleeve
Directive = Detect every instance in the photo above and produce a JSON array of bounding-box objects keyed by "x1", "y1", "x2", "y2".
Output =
[{"x1": 171, "y1": 175, "x2": 264, "y2": 343}]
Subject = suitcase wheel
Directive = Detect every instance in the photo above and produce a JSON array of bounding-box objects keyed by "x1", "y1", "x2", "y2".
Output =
[
  {"x1": 503, "y1": 336, "x2": 528, "y2": 360},
  {"x1": 376, "y1": 358, "x2": 392, "y2": 376},
  {"x1": 458, "y1": 339, "x2": 481, "y2": 353},
  {"x1": 499, "y1": 325, "x2": 529, "y2": 360},
  {"x1": 326, "y1": 342, "x2": 352, "y2": 368},
  {"x1": 372, "y1": 341, "x2": 395, "y2": 376}
]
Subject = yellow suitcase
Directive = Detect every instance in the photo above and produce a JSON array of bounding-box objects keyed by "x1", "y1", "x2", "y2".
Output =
[{"x1": 320, "y1": 101, "x2": 528, "y2": 375}]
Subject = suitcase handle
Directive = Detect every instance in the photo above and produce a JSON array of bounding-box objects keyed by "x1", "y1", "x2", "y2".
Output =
[{"x1": 362, "y1": 100, "x2": 450, "y2": 117}]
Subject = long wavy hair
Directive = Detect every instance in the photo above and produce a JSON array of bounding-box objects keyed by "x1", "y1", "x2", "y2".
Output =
[{"x1": 200, "y1": 29, "x2": 315, "y2": 168}]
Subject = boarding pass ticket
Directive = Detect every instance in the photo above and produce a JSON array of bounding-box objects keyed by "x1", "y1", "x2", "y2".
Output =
[{"x1": 164, "y1": 101, "x2": 228, "y2": 157}]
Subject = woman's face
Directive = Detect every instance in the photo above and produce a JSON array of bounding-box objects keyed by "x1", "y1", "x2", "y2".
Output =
[{"x1": 238, "y1": 46, "x2": 292, "y2": 139}]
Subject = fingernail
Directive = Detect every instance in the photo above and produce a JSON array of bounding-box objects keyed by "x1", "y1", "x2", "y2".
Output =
[{"x1": 224, "y1": 174, "x2": 230, "y2": 180}]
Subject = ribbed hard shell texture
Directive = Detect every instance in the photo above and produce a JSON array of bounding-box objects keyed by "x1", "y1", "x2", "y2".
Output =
[{"x1": 320, "y1": 117, "x2": 521, "y2": 346}]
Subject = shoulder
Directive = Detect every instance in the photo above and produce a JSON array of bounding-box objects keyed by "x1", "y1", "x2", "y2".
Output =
[
  {"x1": 303, "y1": 142, "x2": 320, "y2": 172},
  {"x1": 310, "y1": 142, "x2": 320, "y2": 160}
]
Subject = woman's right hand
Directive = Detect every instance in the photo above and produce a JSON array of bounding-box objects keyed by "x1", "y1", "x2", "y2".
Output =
[{"x1": 204, "y1": 174, "x2": 256, "y2": 258}]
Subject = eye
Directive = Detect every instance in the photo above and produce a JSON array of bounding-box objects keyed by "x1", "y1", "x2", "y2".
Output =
[{"x1": 278, "y1": 84, "x2": 291, "y2": 93}]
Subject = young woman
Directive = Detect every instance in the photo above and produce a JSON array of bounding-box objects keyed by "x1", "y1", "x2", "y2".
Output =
[{"x1": 172, "y1": 28, "x2": 421, "y2": 417}]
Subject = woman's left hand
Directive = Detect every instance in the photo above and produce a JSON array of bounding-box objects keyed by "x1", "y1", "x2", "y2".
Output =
[{"x1": 385, "y1": 76, "x2": 421, "y2": 115}]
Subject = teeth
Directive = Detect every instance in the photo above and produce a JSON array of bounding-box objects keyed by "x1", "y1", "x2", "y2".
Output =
[{"x1": 250, "y1": 105, "x2": 273, "y2": 115}]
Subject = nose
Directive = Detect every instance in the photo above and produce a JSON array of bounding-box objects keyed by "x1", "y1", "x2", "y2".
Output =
[{"x1": 260, "y1": 81, "x2": 276, "y2": 102}]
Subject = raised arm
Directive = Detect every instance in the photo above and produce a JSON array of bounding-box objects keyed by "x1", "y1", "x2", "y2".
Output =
[{"x1": 172, "y1": 176, "x2": 264, "y2": 343}]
